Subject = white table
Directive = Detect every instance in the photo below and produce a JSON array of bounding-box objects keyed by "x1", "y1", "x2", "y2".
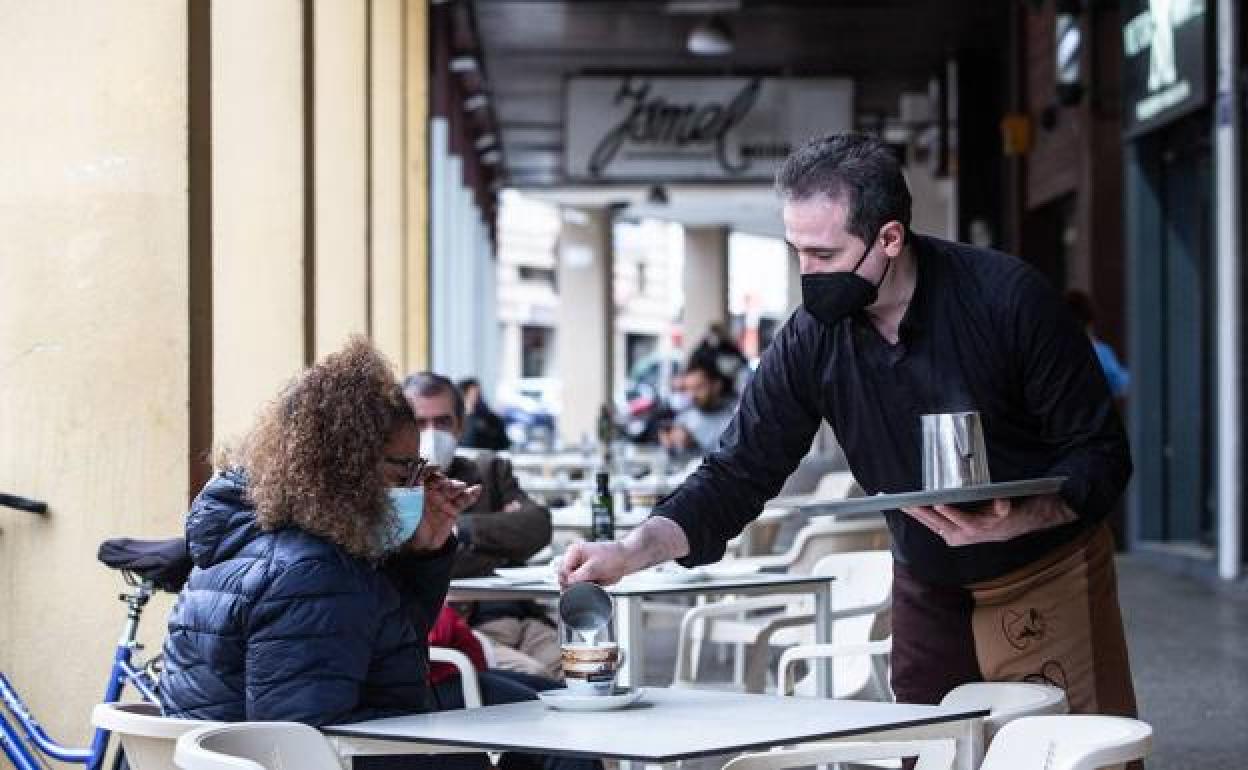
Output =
[
  {"x1": 325, "y1": 688, "x2": 988, "y2": 770},
  {"x1": 448, "y1": 572, "x2": 837, "y2": 694}
]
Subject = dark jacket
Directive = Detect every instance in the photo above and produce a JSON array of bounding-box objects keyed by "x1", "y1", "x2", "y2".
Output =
[
  {"x1": 447, "y1": 453, "x2": 552, "y2": 626},
  {"x1": 160, "y1": 470, "x2": 455, "y2": 726},
  {"x1": 448, "y1": 453, "x2": 551, "y2": 579}
]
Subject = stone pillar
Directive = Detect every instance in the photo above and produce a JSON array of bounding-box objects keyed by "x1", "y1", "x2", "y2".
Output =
[
  {"x1": 313, "y1": 0, "x2": 370, "y2": 358},
  {"x1": 556, "y1": 207, "x2": 613, "y2": 444},
  {"x1": 211, "y1": 0, "x2": 306, "y2": 443},
  {"x1": 682, "y1": 226, "x2": 730, "y2": 348}
]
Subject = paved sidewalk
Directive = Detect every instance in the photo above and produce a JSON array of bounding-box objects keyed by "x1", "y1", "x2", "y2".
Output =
[{"x1": 1117, "y1": 556, "x2": 1248, "y2": 770}]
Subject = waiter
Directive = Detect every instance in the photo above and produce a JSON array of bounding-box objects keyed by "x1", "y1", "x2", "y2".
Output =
[{"x1": 559, "y1": 134, "x2": 1137, "y2": 719}]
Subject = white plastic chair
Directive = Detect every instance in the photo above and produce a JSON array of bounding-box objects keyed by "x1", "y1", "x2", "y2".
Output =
[
  {"x1": 673, "y1": 549, "x2": 893, "y2": 693},
  {"x1": 942, "y1": 682, "x2": 1068, "y2": 742},
  {"x1": 429, "y1": 646, "x2": 484, "y2": 708},
  {"x1": 174, "y1": 722, "x2": 340, "y2": 770},
  {"x1": 471, "y1": 629, "x2": 500, "y2": 669},
  {"x1": 729, "y1": 516, "x2": 890, "y2": 576},
  {"x1": 91, "y1": 702, "x2": 215, "y2": 770},
  {"x1": 723, "y1": 715, "x2": 1151, "y2": 770}
]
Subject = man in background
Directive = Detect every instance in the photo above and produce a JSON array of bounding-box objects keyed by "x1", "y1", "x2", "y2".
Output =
[
  {"x1": 458, "y1": 377, "x2": 512, "y2": 451},
  {"x1": 404, "y1": 373, "x2": 560, "y2": 680},
  {"x1": 658, "y1": 356, "x2": 739, "y2": 456}
]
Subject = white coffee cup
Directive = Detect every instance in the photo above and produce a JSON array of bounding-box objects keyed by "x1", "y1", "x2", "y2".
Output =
[{"x1": 561, "y1": 642, "x2": 626, "y2": 696}]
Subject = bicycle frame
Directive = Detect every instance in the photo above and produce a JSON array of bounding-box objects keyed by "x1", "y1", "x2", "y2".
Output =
[{"x1": 0, "y1": 578, "x2": 160, "y2": 770}]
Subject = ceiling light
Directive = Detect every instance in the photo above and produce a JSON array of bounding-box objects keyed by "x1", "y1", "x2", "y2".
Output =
[
  {"x1": 463, "y1": 93, "x2": 489, "y2": 111},
  {"x1": 688, "y1": 16, "x2": 733, "y2": 56}
]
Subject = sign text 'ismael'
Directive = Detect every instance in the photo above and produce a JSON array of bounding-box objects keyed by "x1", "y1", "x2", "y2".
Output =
[{"x1": 565, "y1": 77, "x2": 853, "y2": 182}]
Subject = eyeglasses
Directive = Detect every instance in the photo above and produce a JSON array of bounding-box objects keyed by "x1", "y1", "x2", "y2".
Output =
[{"x1": 383, "y1": 455, "x2": 427, "y2": 485}]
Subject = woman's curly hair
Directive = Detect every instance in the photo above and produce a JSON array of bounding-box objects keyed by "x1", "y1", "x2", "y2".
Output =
[{"x1": 229, "y1": 336, "x2": 413, "y2": 562}]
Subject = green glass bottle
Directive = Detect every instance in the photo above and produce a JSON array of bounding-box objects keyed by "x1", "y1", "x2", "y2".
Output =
[{"x1": 591, "y1": 471, "x2": 614, "y2": 542}]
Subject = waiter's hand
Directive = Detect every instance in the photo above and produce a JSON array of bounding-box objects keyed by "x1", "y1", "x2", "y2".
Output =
[
  {"x1": 558, "y1": 541, "x2": 634, "y2": 587},
  {"x1": 558, "y1": 517, "x2": 691, "y2": 587},
  {"x1": 901, "y1": 493, "x2": 1076, "y2": 546}
]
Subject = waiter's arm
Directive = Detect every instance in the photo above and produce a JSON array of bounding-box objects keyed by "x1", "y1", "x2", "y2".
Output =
[{"x1": 560, "y1": 317, "x2": 824, "y2": 585}]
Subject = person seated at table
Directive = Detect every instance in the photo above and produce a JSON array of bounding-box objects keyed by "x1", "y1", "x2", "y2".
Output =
[
  {"x1": 404, "y1": 372, "x2": 561, "y2": 680},
  {"x1": 458, "y1": 377, "x2": 512, "y2": 451},
  {"x1": 161, "y1": 338, "x2": 483, "y2": 769},
  {"x1": 429, "y1": 605, "x2": 602, "y2": 770},
  {"x1": 658, "y1": 355, "x2": 740, "y2": 456}
]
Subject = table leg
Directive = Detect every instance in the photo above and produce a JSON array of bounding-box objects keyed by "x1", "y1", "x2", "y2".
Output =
[
  {"x1": 814, "y1": 581, "x2": 833, "y2": 697},
  {"x1": 952, "y1": 717, "x2": 985, "y2": 770},
  {"x1": 616, "y1": 595, "x2": 645, "y2": 688}
]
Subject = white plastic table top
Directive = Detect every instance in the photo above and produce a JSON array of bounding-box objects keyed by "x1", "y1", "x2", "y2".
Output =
[{"x1": 324, "y1": 688, "x2": 988, "y2": 764}]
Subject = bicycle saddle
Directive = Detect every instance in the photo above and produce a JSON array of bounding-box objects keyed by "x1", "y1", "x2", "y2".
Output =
[{"x1": 97, "y1": 537, "x2": 193, "y2": 593}]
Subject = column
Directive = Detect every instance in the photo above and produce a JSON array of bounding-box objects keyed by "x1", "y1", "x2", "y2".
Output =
[
  {"x1": 211, "y1": 0, "x2": 306, "y2": 442},
  {"x1": 1215, "y1": 0, "x2": 1242, "y2": 580},
  {"x1": 683, "y1": 226, "x2": 730, "y2": 348},
  {"x1": 370, "y1": 0, "x2": 405, "y2": 366},
  {"x1": 556, "y1": 207, "x2": 614, "y2": 444},
  {"x1": 313, "y1": 0, "x2": 370, "y2": 358}
]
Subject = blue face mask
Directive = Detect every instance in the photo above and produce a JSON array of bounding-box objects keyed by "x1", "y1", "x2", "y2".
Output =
[{"x1": 383, "y1": 487, "x2": 425, "y2": 551}]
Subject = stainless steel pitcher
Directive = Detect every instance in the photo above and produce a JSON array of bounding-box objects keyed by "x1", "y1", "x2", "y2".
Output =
[
  {"x1": 558, "y1": 581, "x2": 614, "y2": 635},
  {"x1": 921, "y1": 411, "x2": 990, "y2": 490}
]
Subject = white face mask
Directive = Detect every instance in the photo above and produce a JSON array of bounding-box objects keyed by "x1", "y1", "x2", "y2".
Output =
[{"x1": 420, "y1": 428, "x2": 458, "y2": 471}]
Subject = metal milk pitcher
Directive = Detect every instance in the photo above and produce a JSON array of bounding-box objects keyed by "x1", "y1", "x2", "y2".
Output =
[{"x1": 921, "y1": 411, "x2": 991, "y2": 490}]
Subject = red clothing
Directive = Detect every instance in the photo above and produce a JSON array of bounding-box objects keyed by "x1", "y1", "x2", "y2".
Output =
[{"x1": 428, "y1": 605, "x2": 488, "y2": 684}]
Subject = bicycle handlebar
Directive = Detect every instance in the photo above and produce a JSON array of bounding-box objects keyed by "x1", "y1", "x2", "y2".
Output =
[{"x1": 0, "y1": 493, "x2": 48, "y2": 513}]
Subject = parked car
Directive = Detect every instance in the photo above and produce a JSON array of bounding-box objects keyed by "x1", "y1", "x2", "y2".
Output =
[{"x1": 496, "y1": 377, "x2": 561, "y2": 449}]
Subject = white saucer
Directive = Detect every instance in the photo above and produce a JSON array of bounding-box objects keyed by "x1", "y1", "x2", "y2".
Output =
[{"x1": 536, "y1": 687, "x2": 646, "y2": 712}]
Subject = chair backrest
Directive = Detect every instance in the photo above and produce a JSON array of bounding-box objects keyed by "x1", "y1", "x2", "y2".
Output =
[
  {"x1": 175, "y1": 723, "x2": 342, "y2": 770},
  {"x1": 979, "y1": 715, "x2": 1152, "y2": 770},
  {"x1": 92, "y1": 702, "x2": 214, "y2": 770},
  {"x1": 940, "y1": 682, "x2": 1068, "y2": 742},
  {"x1": 788, "y1": 550, "x2": 894, "y2": 699},
  {"x1": 810, "y1": 471, "x2": 858, "y2": 502},
  {"x1": 809, "y1": 549, "x2": 893, "y2": 643},
  {"x1": 784, "y1": 517, "x2": 890, "y2": 575}
]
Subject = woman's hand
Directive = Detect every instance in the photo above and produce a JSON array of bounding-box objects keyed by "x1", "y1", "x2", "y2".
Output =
[{"x1": 405, "y1": 474, "x2": 482, "y2": 552}]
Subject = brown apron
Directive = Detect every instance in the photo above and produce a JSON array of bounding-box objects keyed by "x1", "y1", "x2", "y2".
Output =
[{"x1": 891, "y1": 524, "x2": 1139, "y2": 765}]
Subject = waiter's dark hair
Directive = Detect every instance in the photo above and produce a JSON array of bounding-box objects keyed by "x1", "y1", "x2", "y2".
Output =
[
  {"x1": 776, "y1": 134, "x2": 912, "y2": 244},
  {"x1": 402, "y1": 371, "x2": 465, "y2": 423}
]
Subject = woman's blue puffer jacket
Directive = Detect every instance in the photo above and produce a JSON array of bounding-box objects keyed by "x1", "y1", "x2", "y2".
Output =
[{"x1": 160, "y1": 470, "x2": 454, "y2": 726}]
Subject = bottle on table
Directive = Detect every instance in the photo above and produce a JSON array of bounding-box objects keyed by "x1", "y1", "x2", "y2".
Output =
[{"x1": 591, "y1": 471, "x2": 614, "y2": 542}]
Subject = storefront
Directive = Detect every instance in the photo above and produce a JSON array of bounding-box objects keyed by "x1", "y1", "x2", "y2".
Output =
[{"x1": 1122, "y1": 0, "x2": 1245, "y2": 579}]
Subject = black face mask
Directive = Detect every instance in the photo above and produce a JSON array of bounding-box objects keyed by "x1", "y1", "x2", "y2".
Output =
[{"x1": 800, "y1": 235, "x2": 890, "y2": 326}]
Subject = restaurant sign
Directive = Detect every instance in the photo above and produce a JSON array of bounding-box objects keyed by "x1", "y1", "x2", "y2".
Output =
[
  {"x1": 1121, "y1": 0, "x2": 1208, "y2": 137},
  {"x1": 565, "y1": 76, "x2": 853, "y2": 182}
]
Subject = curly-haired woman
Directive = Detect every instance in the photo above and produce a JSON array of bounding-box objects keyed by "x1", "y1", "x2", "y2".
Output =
[{"x1": 160, "y1": 337, "x2": 481, "y2": 740}]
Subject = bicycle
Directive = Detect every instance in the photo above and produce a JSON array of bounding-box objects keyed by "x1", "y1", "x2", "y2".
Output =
[{"x1": 0, "y1": 492, "x2": 191, "y2": 770}]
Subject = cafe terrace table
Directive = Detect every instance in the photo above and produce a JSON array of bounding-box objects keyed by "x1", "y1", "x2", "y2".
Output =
[
  {"x1": 448, "y1": 572, "x2": 836, "y2": 694},
  {"x1": 325, "y1": 688, "x2": 989, "y2": 770}
]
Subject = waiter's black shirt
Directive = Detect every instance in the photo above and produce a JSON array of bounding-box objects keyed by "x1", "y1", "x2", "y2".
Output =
[{"x1": 653, "y1": 234, "x2": 1131, "y2": 585}]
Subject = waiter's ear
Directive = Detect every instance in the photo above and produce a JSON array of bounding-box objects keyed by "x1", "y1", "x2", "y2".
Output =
[{"x1": 879, "y1": 221, "x2": 907, "y2": 258}]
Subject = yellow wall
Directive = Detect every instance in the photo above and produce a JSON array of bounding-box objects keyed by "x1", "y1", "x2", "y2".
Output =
[
  {"x1": 0, "y1": 0, "x2": 189, "y2": 748},
  {"x1": 0, "y1": 0, "x2": 432, "y2": 753}
]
